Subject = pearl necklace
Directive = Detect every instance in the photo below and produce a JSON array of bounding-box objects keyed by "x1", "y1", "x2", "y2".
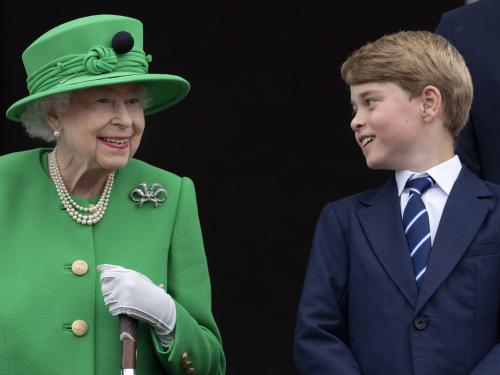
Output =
[{"x1": 48, "y1": 150, "x2": 115, "y2": 225}]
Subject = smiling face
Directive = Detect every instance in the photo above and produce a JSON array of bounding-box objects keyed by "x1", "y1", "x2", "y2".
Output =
[
  {"x1": 350, "y1": 81, "x2": 428, "y2": 171},
  {"x1": 48, "y1": 83, "x2": 146, "y2": 172}
]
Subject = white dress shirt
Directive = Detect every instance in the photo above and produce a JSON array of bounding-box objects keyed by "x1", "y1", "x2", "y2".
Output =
[{"x1": 395, "y1": 155, "x2": 462, "y2": 244}]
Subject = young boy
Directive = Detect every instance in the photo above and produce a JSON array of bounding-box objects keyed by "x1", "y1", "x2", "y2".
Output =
[{"x1": 294, "y1": 31, "x2": 500, "y2": 375}]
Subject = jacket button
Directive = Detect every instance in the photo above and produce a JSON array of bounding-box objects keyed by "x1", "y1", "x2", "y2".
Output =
[
  {"x1": 71, "y1": 260, "x2": 88, "y2": 276},
  {"x1": 71, "y1": 320, "x2": 89, "y2": 336},
  {"x1": 186, "y1": 368, "x2": 197, "y2": 375},
  {"x1": 414, "y1": 317, "x2": 427, "y2": 330}
]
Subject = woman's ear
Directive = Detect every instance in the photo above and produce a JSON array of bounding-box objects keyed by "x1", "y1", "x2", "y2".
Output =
[
  {"x1": 45, "y1": 106, "x2": 60, "y2": 131},
  {"x1": 420, "y1": 85, "x2": 442, "y2": 123}
]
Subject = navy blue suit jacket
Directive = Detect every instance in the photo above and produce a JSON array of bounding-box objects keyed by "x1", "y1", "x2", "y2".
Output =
[
  {"x1": 294, "y1": 167, "x2": 500, "y2": 375},
  {"x1": 436, "y1": 0, "x2": 500, "y2": 185}
]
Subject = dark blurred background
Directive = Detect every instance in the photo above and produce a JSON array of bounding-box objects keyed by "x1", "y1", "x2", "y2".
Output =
[{"x1": 1, "y1": 1, "x2": 465, "y2": 373}]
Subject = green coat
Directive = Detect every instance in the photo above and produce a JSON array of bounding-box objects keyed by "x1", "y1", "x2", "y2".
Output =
[{"x1": 0, "y1": 148, "x2": 225, "y2": 374}]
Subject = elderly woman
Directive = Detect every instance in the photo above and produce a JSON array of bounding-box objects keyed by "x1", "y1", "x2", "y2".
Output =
[{"x1": 0, "y1": 15, "x2": 225, "y2": 374}]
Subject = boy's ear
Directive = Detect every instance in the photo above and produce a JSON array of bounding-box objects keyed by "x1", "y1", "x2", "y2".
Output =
[{"x1": 420, "y1": 85, "x2": 442, "y2": 124}]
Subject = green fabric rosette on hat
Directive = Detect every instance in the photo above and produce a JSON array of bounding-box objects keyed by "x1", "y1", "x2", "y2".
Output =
[{"x1": 6, "y1": 14, "x2": 190, "y2": 121}]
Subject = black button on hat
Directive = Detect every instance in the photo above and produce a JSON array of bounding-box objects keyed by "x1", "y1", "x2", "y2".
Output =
[{"x1": 111, "y1": 31, "x2": 134, "y2": 54}]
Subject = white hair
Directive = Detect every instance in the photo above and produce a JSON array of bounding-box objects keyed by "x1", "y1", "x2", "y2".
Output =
[
  {"x1": 20, "y1": 84, "x2": 151, "y2": 143},
  {"x1": 21, "y1": 93, "x2": 70, "y2": 142}
]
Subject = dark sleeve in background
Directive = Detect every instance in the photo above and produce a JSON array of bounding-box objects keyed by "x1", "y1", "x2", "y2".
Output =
[
  {"x1": 436, "y1": 0, "x2": 500, "y2": 185},
  {"x1": 0, "y1": 1, "x2": 463, "y2": 373}
]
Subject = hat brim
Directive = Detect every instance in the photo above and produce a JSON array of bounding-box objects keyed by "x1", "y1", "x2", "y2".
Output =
[{"x1": 6, "y1": 71, "x2": 190, "y2": 121}]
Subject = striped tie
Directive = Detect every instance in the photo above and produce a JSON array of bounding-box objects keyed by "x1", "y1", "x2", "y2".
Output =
[{"x1": 403, "y1": 175, "x2": 434, "y2": 288}]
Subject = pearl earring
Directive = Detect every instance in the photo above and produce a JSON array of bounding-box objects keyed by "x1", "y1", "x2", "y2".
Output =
[{"x1": 54, "y1": 129, "x2": 61, "y2": 138}]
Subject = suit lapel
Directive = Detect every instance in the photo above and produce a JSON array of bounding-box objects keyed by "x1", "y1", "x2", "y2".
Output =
[
  {"x1": 415, "y1": 167, "x2": 493, "y2": 313},
  {"x1": 357, "y1": 176, "x2": 418, "y2": 308}
]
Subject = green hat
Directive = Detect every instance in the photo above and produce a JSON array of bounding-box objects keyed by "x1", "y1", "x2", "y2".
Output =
[{"x1": 6, "y1": 14, "x2": 190, "y2": 121}]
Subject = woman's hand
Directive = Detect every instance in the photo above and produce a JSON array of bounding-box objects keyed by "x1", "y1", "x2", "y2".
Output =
[{"x1": 97, "y1": 264, "x2": 176, "y2": 348}]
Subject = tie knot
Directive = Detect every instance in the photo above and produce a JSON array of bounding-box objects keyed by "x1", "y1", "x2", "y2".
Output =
[{"x1": 405, "y1": 175, "x2": 434, "y2": 196}]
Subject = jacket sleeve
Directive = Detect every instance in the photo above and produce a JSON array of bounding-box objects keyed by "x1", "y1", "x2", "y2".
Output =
[
  {"x1": 470, "y1": 345, "x2": 500, "y2": 375},
  {"x1": 436, "y1": 12, "x2": 483, "y2": 178},
  {"x1": 153, "y1": 177, "x2": 226, "y2": 374},
  {"x1": 294, "y1": 203, "x2": 362, "y2": 374}
]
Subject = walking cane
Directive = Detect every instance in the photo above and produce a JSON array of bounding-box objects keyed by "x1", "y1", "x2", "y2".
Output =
[{"x1": 120, "y1": 315, "x2": 139, "y2": 375}]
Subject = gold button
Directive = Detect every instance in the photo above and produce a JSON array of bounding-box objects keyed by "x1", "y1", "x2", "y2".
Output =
[
  {"x1": 158, "y1": 283, "x2": 165, "y2": 289},
  {"x1": 181, "y1": 359, "x2": 193, "y2": 370},
  {"x1": 181, "y1": 352, "x2": 189, "y2": 364},
  {"x1": 71, "y1": 260, "x2": 88, "y2": 276},
  {"x1": 71, "y1": 320, "x2": 88, "y2": 336}
]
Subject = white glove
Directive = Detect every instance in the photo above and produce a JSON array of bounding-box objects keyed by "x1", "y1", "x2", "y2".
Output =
[{"x1": 97, "y1": 264, "x2": 176, "y2": 348}]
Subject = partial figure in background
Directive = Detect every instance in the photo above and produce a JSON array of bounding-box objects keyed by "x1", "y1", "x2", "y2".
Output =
[
  {"x1": 0, "y1": 15, "x2": 225, "y2": 374},
  {"x1": 436, "y1": 0, "x2": 500, "y2": 184}
]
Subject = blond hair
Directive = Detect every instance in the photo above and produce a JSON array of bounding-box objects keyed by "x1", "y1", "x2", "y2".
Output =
[{"x1": 341, "y1": 31, "x2": 473, "y2": 140}]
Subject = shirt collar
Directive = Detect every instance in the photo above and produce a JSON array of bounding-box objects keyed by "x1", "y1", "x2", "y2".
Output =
[{"x1": 395, "y1": 155, "x2": 462, "y2": 196}]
